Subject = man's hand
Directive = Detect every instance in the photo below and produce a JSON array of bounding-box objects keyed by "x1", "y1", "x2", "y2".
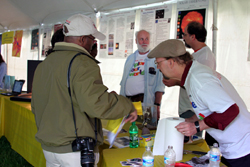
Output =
[
  {"x1": 175, "y1": 122, "x2": 197, "y2": 137},
  {"x1": 124, "y1": 110, "x2": 137, "y2": 123}
]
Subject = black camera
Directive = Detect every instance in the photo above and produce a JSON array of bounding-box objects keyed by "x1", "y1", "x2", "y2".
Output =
[
  {"x1": 149, "y1": 67, "x2": 156, "y2": 75},
  {"x1": 72, "y1": 137, "x2": 95, "y2": 167}
]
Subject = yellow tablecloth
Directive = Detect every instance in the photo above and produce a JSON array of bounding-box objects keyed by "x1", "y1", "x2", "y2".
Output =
[
  {"x1": 102, "y1": 140, "x2": 209, "y2": 167},
  {"x1": 0, "y1": 95, "x2": 46, "y2": 167},
  {"x1": 0, "y1": 95, "x2": 222, "y2": 167}
]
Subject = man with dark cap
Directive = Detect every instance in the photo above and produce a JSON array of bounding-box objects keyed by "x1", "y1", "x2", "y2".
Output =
[
  {"x1": 148, "y1": 39, "x2": 250, "y2": 167},
  {"x1": 32, "y1": 14, "x2": 137, "y2": 167}
]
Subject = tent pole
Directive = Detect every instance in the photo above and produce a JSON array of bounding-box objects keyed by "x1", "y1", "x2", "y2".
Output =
[
  {"x1": 212, "y1": 0, "x2": 218, "y2": 58},
  {"x1": 38, "y1": 27, "x2": 41, "y2": 60}
]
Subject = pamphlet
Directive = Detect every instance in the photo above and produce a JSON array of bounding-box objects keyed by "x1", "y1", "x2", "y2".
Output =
[
  {"x1": 105, "y1": 101, "x2": 143, "y2": 148},
  {"x1": 106, "y1": 116, "x2": 127, "y2": 148}
]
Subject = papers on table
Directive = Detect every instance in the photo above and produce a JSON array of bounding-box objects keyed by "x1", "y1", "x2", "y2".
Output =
[
  {"x1": 106, "y1": 136, "x2": 130, "y2": 148},
  {"x1": 105, "y1": 116, "x2": 127, "y2": 148},
  {"x1": 104, "y1": 101, "x2": 143, "y2": 148}
]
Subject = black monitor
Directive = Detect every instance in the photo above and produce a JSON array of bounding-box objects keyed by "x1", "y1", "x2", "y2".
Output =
[{"x1": 27, "y1": 60, "x2": 43, "y2": 93}]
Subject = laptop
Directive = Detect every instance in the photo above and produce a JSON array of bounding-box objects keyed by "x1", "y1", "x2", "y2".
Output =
[
  {"x1": 10, "y1": 93, "x2": 32, "y2": 102},
  {"x1": 1, "y1": 80, "x2": 25, "y2": 96}
]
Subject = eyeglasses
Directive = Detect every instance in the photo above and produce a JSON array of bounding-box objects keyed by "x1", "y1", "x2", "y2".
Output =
[{"x1": 154, "y1": 59, "x2": 167, "y2": 65}]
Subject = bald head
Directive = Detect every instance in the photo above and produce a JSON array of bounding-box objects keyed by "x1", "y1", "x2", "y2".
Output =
[{"x1": 135, "y1": 30, "x2": 150, "y2": 54}]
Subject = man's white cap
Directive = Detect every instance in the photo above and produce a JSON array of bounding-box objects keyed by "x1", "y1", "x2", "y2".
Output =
[{"x1": 63, "y1": 14, "x2": 106, "y2": 40}]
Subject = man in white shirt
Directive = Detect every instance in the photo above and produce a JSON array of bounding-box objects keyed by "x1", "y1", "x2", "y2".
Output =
[
  {"x1": 120, "y1": 30, "x2": 165, "y2": 119},
  {"x1": 149, "y1": 39, "x2": 250, "y2": 167},
  {"x1": 163, "y1": 21, "x2": 216, "y2": 119}
]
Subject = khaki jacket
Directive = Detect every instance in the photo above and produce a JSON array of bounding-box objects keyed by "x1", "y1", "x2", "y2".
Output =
[{"x1": 31, "y1": 42, "x2": 134, "y2": 153}]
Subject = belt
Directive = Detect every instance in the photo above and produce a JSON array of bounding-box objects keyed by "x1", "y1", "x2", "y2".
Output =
[{"x1": 126, "y1": 93, "x2": 144, "y2": 102}]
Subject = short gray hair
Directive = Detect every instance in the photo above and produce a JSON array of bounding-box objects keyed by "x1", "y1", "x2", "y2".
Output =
[{"x1": 135, "y1": 30, "x2": 151, "y2": 40}]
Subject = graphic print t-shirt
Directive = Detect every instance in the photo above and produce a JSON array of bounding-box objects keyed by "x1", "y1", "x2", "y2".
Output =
[{"x1": 125, "y1": 52, "x2": 147, "y2": 96}]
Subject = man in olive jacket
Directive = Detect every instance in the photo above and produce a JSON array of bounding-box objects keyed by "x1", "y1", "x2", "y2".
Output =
[{"x1": 31, "y1": 14, "x2": 137, "y2": 167}]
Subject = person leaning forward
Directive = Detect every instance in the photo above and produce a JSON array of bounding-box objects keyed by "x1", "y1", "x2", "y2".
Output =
[
  {"x1": 31, "y1": 14, "x2": 137, "y2": 167},
  {"x1": 148, "y1": 39, "x2": 250, "y2": 167}
]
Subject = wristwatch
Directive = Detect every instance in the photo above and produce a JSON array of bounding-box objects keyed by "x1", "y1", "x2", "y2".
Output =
[{"x1": 194, "y1": 121, "x2": 200, "y2": 132}]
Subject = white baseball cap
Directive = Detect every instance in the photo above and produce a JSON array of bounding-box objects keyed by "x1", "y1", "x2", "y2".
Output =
[{"x1": 63, "y1": 14, "x2": 106, "y2": 40}]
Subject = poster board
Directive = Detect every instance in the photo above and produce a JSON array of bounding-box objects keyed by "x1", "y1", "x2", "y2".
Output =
[
  {"x1": 99, "y1": 11, "x2": 136, "y2": 58},
  {"x1": 139, "y1": 4, "x2": 172, "y2": 48},
  {"x1": 176, "y1": 0, "x2": 210, "y2": 39}
]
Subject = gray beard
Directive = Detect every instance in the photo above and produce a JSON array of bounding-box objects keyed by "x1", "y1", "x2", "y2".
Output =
[{"x1": 137, "y1": 43, "x2": 150, "y2": 53}]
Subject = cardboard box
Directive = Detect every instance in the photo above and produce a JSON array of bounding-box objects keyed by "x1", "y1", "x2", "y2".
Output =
[{"x1": 139, "y1": 134, "x2": 155, "y2": 147}]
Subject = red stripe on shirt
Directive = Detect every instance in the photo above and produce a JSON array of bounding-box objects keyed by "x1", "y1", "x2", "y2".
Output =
[
  {"x1": 204, "y1": 103, "x2": 239, "y2": 130},
  {"x1": 180, "y1": 61, "x2": 193, "y2": 87}
]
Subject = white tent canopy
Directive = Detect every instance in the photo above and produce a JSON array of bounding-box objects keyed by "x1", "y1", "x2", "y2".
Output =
[
  {"x1": 0, "y1": 0, "x2": 250, "y2": 118},
  {"x1": 0, "y1": 0, "x2": 166, "y2": 32}
]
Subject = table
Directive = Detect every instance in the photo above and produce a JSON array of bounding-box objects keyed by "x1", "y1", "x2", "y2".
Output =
[
  {"x1": 0, "y1": 95, "x2": 46, "y2": 167},
  {"x1": 102, "y1": 139, "x2": 210, "y2": 167},
  {"x1": 0, "y1": 95, "x2": 223, "y2": 167}
]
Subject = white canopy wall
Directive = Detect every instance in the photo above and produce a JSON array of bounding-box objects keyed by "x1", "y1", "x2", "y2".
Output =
[
  {"x1": 1, "y1": 0, "x2": 250, "y2": 118},
  {"x1": 216, "y1": 0, "x2": 250, "y2": 111}
]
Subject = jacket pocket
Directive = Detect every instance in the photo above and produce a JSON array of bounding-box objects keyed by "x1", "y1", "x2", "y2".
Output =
[{"x1": 148, "y1": 74, "x2": 156, "y2": 86}]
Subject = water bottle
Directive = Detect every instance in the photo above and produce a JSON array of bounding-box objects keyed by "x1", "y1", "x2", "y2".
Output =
[
  {"x1": 209, "y1": 143, "x2": 221, "y2": 167},
  {"x1": 164, "y1": 146, "x2": 176, "y2": 167},
  {"x1": 142, "y1": 146, "x2": 154, "y2": 166},
  {"x1": 129, "y1": 121, "x2": 139, "y2": 148}
]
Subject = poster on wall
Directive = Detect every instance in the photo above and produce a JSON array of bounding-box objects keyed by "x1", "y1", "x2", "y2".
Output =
[
  {"x1": 31, "y1": 29, "x2": 39, "y2": 50},
  {"x1": 140, "y1": 4, "x2": 172, "y2": 48},
  {"x1": 12, "y1": 30, "x2": 23, "y2": 57},
  {"x1": 99, "y1": 10, "x2": 136, "y2": 58},
  {"x1": 176, "y1": 0, "x2": 209, "y2": 39},
  {"x1": 2, "y1": 31, "x2": 14, "y2": 44},
  {"x1": 42, "y1": 27, "x2": 52, "y2": 57}
]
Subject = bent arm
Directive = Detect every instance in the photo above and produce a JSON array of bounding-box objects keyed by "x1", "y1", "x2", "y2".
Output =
[
  {"x1": 154, "y1": 91, "x2": 163, "y2": 104},
  {"x1": 155, "y1": 91, "x2": 163, "y2": 119},
  {"x1": 176, "y1": 104, "x2": 239, "y2": 136},
  {"x1": 203, "y1": 103, "x2": 239, "y2": 130}
]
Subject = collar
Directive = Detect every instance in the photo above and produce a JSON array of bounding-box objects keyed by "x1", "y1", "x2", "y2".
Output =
[
  {"x1": 194, "y1": 48, "x2": 201, "y2": 52},
  {"x1": 194, "y1": 45, "x2": 206, "y2": 53},
  {"x1": 54, "y1": 42, "x2": 100, "y2": 64},
  {"x1": 180, "y1": 61, "x2": 193, "y2": 86},
  {"x1": 136, "y1": 49, "x2": 151, "y2": 59}
]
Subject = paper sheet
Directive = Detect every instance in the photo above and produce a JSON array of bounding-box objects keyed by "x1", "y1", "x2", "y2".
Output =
[
  {"x1": 153, "y1": 117, "x2": 185, "y2": 161},
  {"x1": 105, "y1": 102, "x2": 142, "y2": 148},
  {"x1": 106, "y1": 116, "x2": 127, "y2": 148}
]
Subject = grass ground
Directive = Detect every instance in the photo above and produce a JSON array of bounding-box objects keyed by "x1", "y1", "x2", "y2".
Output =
[{"x1": 0, "y1": 136, "x2": 33, "y2": 167}]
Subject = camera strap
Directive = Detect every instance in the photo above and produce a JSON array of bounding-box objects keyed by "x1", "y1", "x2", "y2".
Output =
[{"x1": 67, "y1": 52, "x2": 97, "y2": 144}]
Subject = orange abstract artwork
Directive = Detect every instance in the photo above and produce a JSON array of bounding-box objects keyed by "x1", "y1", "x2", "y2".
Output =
[
  {"x1": 181, "y1": 11, "x2": 203, "y2": 33},
  {"x1": 12, "y1": 30, "x2": 23, "y2": 57}
]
